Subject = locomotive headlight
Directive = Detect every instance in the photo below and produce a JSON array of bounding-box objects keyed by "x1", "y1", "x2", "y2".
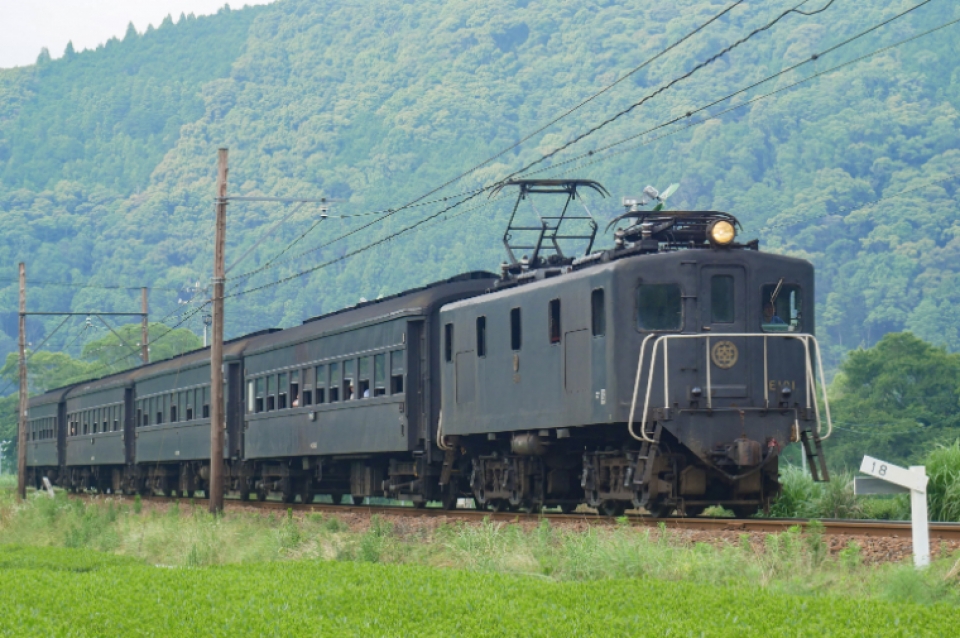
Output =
[{"x1": 708, "y1": 220, "x2": 736, "y2": 246}]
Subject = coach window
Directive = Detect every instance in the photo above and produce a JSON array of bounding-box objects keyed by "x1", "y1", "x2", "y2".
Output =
[
  {"x1": 136, "y1": 405, "x2": 143, "y2": 428},
  {"x1": 591, "y1": 289, "x2": 606, "y2": 337},
  {"x1": 302, "y1": 368, "x2": 313, "y2": 406},
  {"x1": 374, "y1": 353, "x2": 386, "y2": 396},
  {"x1": 476, "y1": 317, "x2": 486, "y2": 357},
  {"x1": 202, "y1": 386, "x2": 210, "y2": 419},
  {"x1": 278, "y1": 373, "x2": 289, "y2": 409},
  {"x1": 510, "y1": 308, "x2": 522, "y2": 351},
  {"x1": 444, "y1": 323, "x2": 454, "y2": 363},
  {"x1": 390, "y1": 350, "x2": 404, "y2": 394},
  {"x1": 113, "y1": 405, "x2": 120, "y2": 432},
  {"x1": 102, "y1": 408, "x2": 108, "y2": 433},
  {"x1": 253, "y1": 378, "x2": 264, "y2": 413},
  {"x1": 170, "y1": 394, "x2": 179, "y2": 423},
  {"x1": 290, "y1": 370, "x2": 301, "y2": 407},
  {"x1": 711, "y1": 275, "x2": 735, "y2": 324},
  {"x1": 179, "y1": 392, "x2": 187, "y2": 423},
  {"x1": 549, "y1": 299, "x2": 562, "y2": 344},
  {"x1": 315, "y1": 365, "x2": 327, "y2": 404},
  {"x1": 266, "y1": 375, "x2": 276, "y2": 411},
  {"x1": 637, "y1": 283, "x2": 682, "y2": 331},
  {"x1": 343, "y1": 360, "x2": 356, "y2": 401},
  {"x1": 761, "y1": 283, "x2": 802, "y2": 332},
  {"x1": 359, "y1": 357, "x2": 371, "y2": 398},
  {"x1": 329, "y1": 363, "x2": 340, "y2": 402}
]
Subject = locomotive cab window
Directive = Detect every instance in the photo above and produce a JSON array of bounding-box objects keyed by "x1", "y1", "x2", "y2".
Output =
[
  {"x1": 711, "y1": 275, "x2": 735, "y2": 323},
  {"x1": 444, "y1": 323, "x2": 454, "y2": 362},
  {"x1": 510, "y1": 308, "x2": 522, "y2": 351},
  {"x1": 549, "y1": 299, "x2": 561, "y2": 344},
  {"x1": 637, "y1": 283, "x2": 682, "y2": 331},
  {"x1": 761, "y1": 283, "x2": 802, "y2": 332},
  {"x1": 476, "y1": 316, "x2": 486, "y2": 357},
  {"x1": 591, "y1": 289, "x2": 605, "y2": 337}
]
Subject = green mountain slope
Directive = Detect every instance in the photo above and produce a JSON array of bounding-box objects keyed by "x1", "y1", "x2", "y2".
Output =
[{"x1": 0, "y1": 0, "x2": 958, "y2": 372}]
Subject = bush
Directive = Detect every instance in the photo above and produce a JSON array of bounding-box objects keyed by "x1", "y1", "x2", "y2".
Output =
[{"x1": 925, "y1": 440, "x2": 960, "y2": 522}]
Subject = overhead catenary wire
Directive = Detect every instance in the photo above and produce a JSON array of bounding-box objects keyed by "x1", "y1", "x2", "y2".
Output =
[
  {"x1": 227, "y1": 1, "x2": 772, "y2": 283},
  {"x1": 535, "y1": 9, "x2": 960, "y2": 182},
  {"x1": 228, "y1": 0, "x2": 945, "y2": 300}
]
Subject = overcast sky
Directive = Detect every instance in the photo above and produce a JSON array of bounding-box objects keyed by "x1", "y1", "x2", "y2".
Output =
[{"x1": 0, "y1": 0, "x2": 275, "y2": 69}]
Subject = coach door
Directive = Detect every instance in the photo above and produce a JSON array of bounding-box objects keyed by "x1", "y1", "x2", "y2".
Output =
[{"x1": 699, "y1": 266, "x2": 752, "y2": 406}]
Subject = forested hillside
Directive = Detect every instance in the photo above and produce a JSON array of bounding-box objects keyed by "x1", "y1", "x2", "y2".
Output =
[{"x1": 1, "y1": 0, "x2": 959, "y2": 375}]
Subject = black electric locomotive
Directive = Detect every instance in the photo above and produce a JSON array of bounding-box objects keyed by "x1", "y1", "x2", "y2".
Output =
[{"x1": 25, "y1": 179, "x2": 831, "y2": 516}]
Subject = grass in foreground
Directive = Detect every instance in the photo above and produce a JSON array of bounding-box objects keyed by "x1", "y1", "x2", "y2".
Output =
[
  {"x1": 3, "y1": 489, "x2": 960, "y2": 608},
  {"x1": 1, "y1": 544, "x2": 958, "y2": 637}
]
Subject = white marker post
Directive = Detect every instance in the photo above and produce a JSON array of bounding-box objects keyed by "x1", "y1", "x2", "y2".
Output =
[{"x1": 855, "y1": 455, "x2": 929, "y2": 568}]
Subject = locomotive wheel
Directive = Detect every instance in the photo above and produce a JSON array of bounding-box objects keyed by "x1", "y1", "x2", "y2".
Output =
[
  {"x1": 558, "y1": 502, "x2": 577, "y2": 514},
  {"x1": 256, "y1": 485, "x2": 269, "y2": 502},
  {"x1": 328, "y1": 493, "x2": 344, "y2": 505},
  {"x1": 350, "y1": 495, "x2": 364, "y2": 506},
  {"x1": 598, "y1": 500, "x2": 626, "y2": 517}
]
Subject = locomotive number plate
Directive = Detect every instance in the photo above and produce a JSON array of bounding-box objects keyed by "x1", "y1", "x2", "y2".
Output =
[{"x1": 710, "y1": 341, "x2": 738, "y2": 369}]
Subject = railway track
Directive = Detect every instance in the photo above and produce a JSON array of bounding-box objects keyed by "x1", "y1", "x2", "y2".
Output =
[{"x1": 68, "y1": 493, "x2": 960, "y2": 541}]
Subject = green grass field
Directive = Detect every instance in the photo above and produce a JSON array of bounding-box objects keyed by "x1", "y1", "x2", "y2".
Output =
[{"x1": 1, "y1": 545, "x2": 957, "y2": 637}]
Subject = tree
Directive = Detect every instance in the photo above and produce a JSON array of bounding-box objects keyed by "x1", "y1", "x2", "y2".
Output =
[
  {"x1": 80, "y1": 322, "x2": 202, "y2": 375},
  {"x1": 827, "y1": 332, "x2": 960, "y2": 470}
]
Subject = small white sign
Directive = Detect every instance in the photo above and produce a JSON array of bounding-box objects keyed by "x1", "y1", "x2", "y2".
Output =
[
  {"x1": 859, "y1": 455, "x2": 927, "y2": 493},
  {"x1": 859, "y1": 455, "x2": 930, "y2": 568}
]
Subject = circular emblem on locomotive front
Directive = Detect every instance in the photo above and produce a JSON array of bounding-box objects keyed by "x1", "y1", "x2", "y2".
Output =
[{"x1": 711, "y1": 340, "x2": 738, "y2": 369}]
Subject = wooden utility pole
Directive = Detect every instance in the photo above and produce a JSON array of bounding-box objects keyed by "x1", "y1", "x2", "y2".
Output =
[
  {"x1": 140, "y1": 287, "x2": 149, "y2": 364},
  {"x1": 17, "y1": 263, "x2": 27, "y2": 500},
  {"x1": 209, "y1": 148, "x2": 228, "y2": 514}
]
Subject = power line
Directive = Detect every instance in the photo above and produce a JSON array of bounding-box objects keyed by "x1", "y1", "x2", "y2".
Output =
[
  {"x1": 227, "y1": 1, "x2": 767, "y2": 282},
  {"x1": 229, "y1": 1, "x2": 940, "y2": 299},
  {"x1": 0, "y1": 279, "x2": 179, "y2": 291},
  {"x1": 536, "y1": 10, "x2": 960, "y2": 182},
  {"x1": 496, "y1": 0, "x2": 840, "y2": 182}
]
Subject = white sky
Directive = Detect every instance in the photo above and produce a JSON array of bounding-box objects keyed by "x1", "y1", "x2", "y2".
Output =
[{"x1": 0, "y1": 0, "x2": 276, "y2": 69}]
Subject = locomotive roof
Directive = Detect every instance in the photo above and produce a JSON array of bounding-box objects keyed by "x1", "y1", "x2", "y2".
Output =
[{"x1": 244, "y1": 271, "x2": 497, "y2": 355}]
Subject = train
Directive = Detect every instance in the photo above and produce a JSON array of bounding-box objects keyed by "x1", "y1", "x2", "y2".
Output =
[{"x1": 24, "y1": 179, "x2": 832, "y2": 516}]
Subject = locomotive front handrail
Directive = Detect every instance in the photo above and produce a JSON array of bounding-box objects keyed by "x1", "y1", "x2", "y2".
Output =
[{"x1": 628, "y1": 333, "x2": 833, "y2": 444}]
